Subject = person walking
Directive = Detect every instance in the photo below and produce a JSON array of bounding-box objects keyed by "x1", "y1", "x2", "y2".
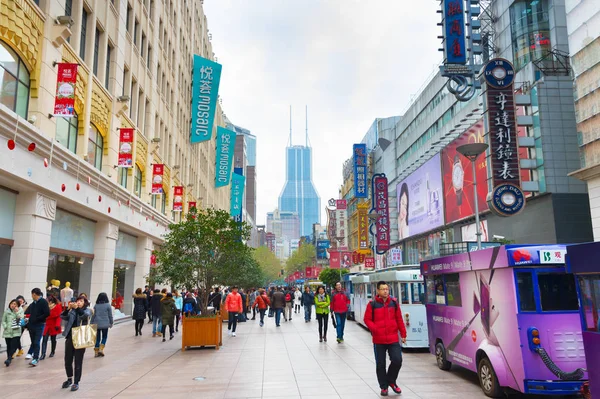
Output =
[
  {"x1": 249, "y1": 289, "x2": 258, "y2": 320},
  {"x1": 284, "y1": 287, "x2": 293, "y2": 321},
  {"x1": 315, "y1": 286, "x2": 330, "y2": 342},
  {"x1": 143, "y1": 286, "x2": 153, "y2": 323},
  {"x1": 13, "y1": 295, "x2": 27, "y2": 358},
  {"x1": 294, "y1": 287, "x2": 302, "y2": 314},
  {"x1": 271, "y1": 286, "x2": 286, "y2": 327},
  {"x1": 173, "y1": 290, "x2": 183, "y2": 332},
  {"x1": 364, "y1": 281, "x2": 407, "y2": 396},
  {"x1": 225, "y1": 286, "x2": 243, "y2": 336},
  {"x1": 302, "y1": 286, "x2": 315, "y2": 322},
  {"x1": 160, "y1": 293, "x2": 177, "y2": 341},
  {"x1": 61, "y1": 295, "x2": 92, "y2": 392},
  {"x1": 208, "y1": 288, "x2": 222, "y2": 313},
  {"x1": 267, "y1": 286, "x2": 275, "y2": 318},
  {"x1": 91, "y1": 292, "x2": 113, "y2": 357},
  {"x1": 252, "y1": 288, "x2": 271, "y2": 327},
  {"x1": 151, "y1": 289, "x2": 163, "y2": 337},
  {"x1": 2, "y1": 299, "x2": 24, "y2": 367},
  {"x1": 25, "y1": 288, "x2": 50, "y2": 366},
  {"x1": 182, "y1": 292, "x2": 199, "y2": 316},
  {"x1": 132, "y1": 288, "x2": 147, "y2": 336},
  {"x1": 331, "y1": 282, "x2": 350, "y2": 343},
  {"x1": 40, "y1": 295, "x2": 62, "y2": 360}
]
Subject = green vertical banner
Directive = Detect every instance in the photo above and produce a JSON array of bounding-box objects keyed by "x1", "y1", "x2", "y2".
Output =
[
  {"x1": 190, "y1": 55, "x2": 222, "y2": 143},
  {"x1": 215, "y1": 127, "x2": 236, "y2": 187},
  {"x1": 230, "y1": 172, "x2": 245, "y2": 218}
]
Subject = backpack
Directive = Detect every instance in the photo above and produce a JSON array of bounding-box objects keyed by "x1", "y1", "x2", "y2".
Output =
[
  {"x1": 285, "y1": 293, "x2": 291, "y2": 302},
  {"x1": 371, "y1": 298, "x2": 398, "y2": 321},
  {"x1": 183, "y1": 302, "x2": 193, "y2": 314}
]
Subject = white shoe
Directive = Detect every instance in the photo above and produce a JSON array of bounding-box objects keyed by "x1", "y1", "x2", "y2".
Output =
[
  {"x1": 228, "y1": 330, "x2": 231, "y2": 336},
  {"x1": 25, "y1": 354, "x2": 32, "y2": 360},
  {"x1": 232, "y1": 332, "x2": 236, "y2": 337}
]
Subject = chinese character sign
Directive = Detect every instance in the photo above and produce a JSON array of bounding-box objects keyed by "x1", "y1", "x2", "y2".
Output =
[
  {"x1": 488, "y1": 86, "x2": 519, "y2": 186},
  {"x1": 173, "y1": 186, "x2": 183, "y2": 212},
  {"x1": 365, "y1": 257, "x2": 375, "y2": 270},
  {"x1": 191, "y1": 55, "x2": 222, "y2": 144},
  {"x1": 151, "y1": 164, "x2": 164, "y2": 195},
  {"x1": 388, "y1": 248, "x2": 403, "y2": 266},
  {"x1": 353, "y1": 144, "x2": 368, "y2": 198},
  {"x1": 443, "y1": 0, "x2": 467, "y2": 64},
  {"x1": 53, "y1": 63, "x2": 78, "y2": 117},
  {"x1": 215, "y1": 127, "x2": 236, "y2": 187},
  {"x1": 230, "y1": 172, "x2": 245, "y2": 217},
  {"x1": 372, "y1": 174, "x2": 391, "y2": 253},
  {"x1": 335, "y1": 200, "x2": 348, "y2": 250},
  {"x1": 326, "y1": 208, "x2": 337, "y2": 249},
  {"x1": 357, "y1": 203, "x2": 369, "y2": 250},
  {"x1": 329, "y1": 250, "x2": 341, "y2": 269},
  {"x1": 118, "y1": 128, "x2": 134, "y2": 168}
]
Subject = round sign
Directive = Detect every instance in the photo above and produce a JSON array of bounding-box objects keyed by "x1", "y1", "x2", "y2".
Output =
[
  {"x1": 484, "y1": 58, "x2": 515, "y2": 89},
  {"x1": 488, "y1": 183, "x2": 525, "y2": 217}
]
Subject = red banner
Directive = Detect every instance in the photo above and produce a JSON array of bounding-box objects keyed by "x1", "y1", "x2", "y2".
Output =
[
  {"x1": 373, "y1": 175, "x2": 391, "y2": 253},
  {"x1": 53, "y1": 63, "x2": 78, "y2": 117},
  {"x1": 152, "y1": 164, "x2": 164, "y2": 195},
  {"x1": 365, "y1": 257, "x2": 375, "y2": 270},
  {"x1": 173, "y1": 186, "x2": 183, "y2": 212},
  {"x1": 314, "y1": 267, "x2": 322, "y2": 278},
  {"x1": 118, "y1": 128, "x2": 134, "y2": 167},
  {"x1": 329, "y1": 251, "x2": 340, "y2": 269},
  {"x1": 188, "y1": 201, "x2": 197, "y2": 211},
  {"x1": 305, "y1": 267, "x2": 313, "y2": 278}
]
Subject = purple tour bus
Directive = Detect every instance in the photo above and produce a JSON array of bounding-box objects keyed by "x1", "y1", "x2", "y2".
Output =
[
  {"x1": 566, "y1": 242, "x2": 599, "y2": 399},
  {"x1": 421, "y1": 244, "x2": 588, "y2": 397}
]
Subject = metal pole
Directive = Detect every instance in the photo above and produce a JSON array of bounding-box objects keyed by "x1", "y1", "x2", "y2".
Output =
[{"x1": 472, "y1": 159, "x2": 482, "y2": 250}]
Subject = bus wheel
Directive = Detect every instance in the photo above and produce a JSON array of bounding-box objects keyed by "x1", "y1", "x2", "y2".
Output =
[
  {"x1": 478, "y1": 357, "x2": 503, "y2": 398},
  {"x1": 435, "y1": 342, "x2": 452, "y2": 371}
]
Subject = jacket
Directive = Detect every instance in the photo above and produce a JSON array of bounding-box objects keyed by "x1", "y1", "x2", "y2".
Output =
[
  {"x1": 294, "y1": 290, "x2": 302, "y2": 306},
  {"x1": 302, "y1": 292, "x2": 315, "y2": 307},
  {"x1": 160, "y1": 297, "x2": 177, "y2": 324},
  {"x1": 182, "y1": 296, "x2": 198, "y2": 315},
  {"x1": 314, "y1": 294, "x2": 330, "y2": 315},
  {"x1": 271, "y1": 291, "x2": 286, "y2": 309},
  {"x1": 331, "y1": 291, "x2": 350, "y2": 314},
  {"x1": 174, "y1": 295, "x2": 183, "y2": 311},
  {"x1": 26, "y1": 297, "x2": 50, "y2": 327},
  {"x1": 225, "y1": 292, "x2": 243, "y2": 313},
  {"x1": 61, "y1": 306, "x2": 93, "y2": 337},
  {"x1": 132, "y1": 294, "x2": 147, "y2": 320},
  {"x1": 364, "y1": 296, "x2": 407, "y2": 345},
  {"x1": 91, "y1": 302, "x2": 113, "y2": 329},
  {"x1": 2, "y1": 308, "x2": 24, "y2": 338},
  {"x1": 252, "y1": 294, "x2": 271, "y2": 310},
  {"x1": 151, "y1": 293, "x2": 164, "y2": 317},
  {"x1": 208, "y1": 292, "x2": 221, "y2": 310},
  {"x1": 43, "y1": 304, "x2": 63, "y2": 336}
]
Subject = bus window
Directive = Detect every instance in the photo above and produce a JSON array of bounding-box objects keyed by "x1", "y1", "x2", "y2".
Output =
[
  {"x1": 426, "y1": 277, "x2": 436, "y2": 304},
  {"x1": 445, "y1": 273, "x2": 462, "y2": 307},
  {"x1": 538, "y1": 273, "x2": 579, "y2": 312},
  {"x1": 577, "y1": 275, "x2": 600, "y2": 332},
  {"x1": 412, "y1": 282, "x2": 425, "y2": 304},
  {"x1": 516, "y1": 271, "x2": 536, "y2": 312},
  {"x1": 388, "y1": 283, "x2": 396, "y2": 299},
  {"x1": 367, "y1": 284, "x2": 372, "y2": 299},
  {"x1": 400, "y1": 283, "x2": 409, "y2": 304},
  {"x1": 435, "y1": 276, "x2": 445, "y2": 304}
]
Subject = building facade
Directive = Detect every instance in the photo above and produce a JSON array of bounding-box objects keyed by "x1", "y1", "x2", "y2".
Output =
[
  {"x1": 266, "y1": 208, "x2": 300, "y2": 259},
  {"x1": 0, "y1": 0, "x2": 231, "y2": 328}
]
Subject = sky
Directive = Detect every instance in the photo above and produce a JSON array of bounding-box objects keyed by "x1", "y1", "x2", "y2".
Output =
[{"x1": 203, "y1": 1, "x2": 442, "y2": 226}]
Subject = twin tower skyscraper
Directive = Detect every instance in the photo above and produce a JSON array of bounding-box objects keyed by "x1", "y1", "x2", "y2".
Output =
[{"x1": 277, "y1": 106, "x2": 321, "y2": 238}]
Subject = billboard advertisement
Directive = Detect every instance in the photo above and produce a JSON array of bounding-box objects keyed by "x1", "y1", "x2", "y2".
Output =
[
  {"x1": 215, "y1": 127, "x2": 235, "y2": 187},
  {"x1": 316, "y1": 240, "x2": 330, "y2": 259},
  {"x1": 190, "y1": 55, "x2": 222, "y2": 144},
  {"x1": 441, "y1": 120, "x2": 489, "y2": 223},
  {"x1": 173, "y1": 186, "x2": 183, "y2": 212},
  {"x1": 53, "y1": 63, "x2": 78, "y2": 117},
  {"x1": 151, "y1": 164, "x2": 164, "y2": 195},
  {"x1": 388, "y1": 248, "x2": 403, "y2": 266},
  {"x1": 397, "y1": 153, "x2": 445, "y2": 240},
  {"x1": 117, "y1": 128, "x2": 134, "y2": 167},
  {"x1": 353, "y1": 144, "x2": 368, "y2": 198},
  {"x1": 329, "y1": 250, "x2": 340, "y2": 269}
]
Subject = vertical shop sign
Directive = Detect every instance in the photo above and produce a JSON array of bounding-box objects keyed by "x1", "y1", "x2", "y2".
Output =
[
  {"x1": 365, "y1": 257, "x2": 375, "y2": 270},
  {"x1": 118, "y1": 128, "x2": 134, "y2": 167},
  {"x1": 230, "y1": 172, "x2": 245, "y2": 218},
  {"x1": 357, "y1": 203, "x2": 369, "y2": 251},
  {"x1": 53, "y1": 63, "x2": 78, "y2": 117},
  {"x1": 388, "y1": 248, "x2": 403, "y2": 266},
  {"x1": 305, "y1": 267, "x2": 313, "y2": 278},
  {"x1": 326, "y1": 207, "x2": 337, "y2": 250},
  {"x1": 188, "y1": 201, "x2": 197, "y2": 211},
  {"x1": 173, "y1": 186, "x2": 183, "y2": 212},
  {"x1": 372, "y1": 174, "x2": 390, "y2": 253},
  {"x1": 329, "y1": 250, "x2": 341, "y2": 269},
  {"x1": 215, "y1": 127, "x2": 236, "y2": 187},
  {"x1": 443, "y1": 0, "x2": 466, "y2": 65},
  {"x1": 151, "y1": 164, "x2": 164, "y2": 195},
  {"x1": 335, "y1": 200, "x2": 348, "y2": 250},
  {"x1": 353, "y1": 144, "x2": 368, "y2": 198},
  {"x1": 190, "y1": 55, "x2": 222, "y2": 144}
]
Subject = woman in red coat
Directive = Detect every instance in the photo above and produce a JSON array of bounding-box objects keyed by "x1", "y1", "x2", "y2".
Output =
[{"x1": 41, "y1": 295, "x2": 62, "y2": 360}]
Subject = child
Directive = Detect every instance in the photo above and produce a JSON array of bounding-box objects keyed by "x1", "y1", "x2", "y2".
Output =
[{"x1": 2, "y1": 299, "x2": 24, "y2": 366}]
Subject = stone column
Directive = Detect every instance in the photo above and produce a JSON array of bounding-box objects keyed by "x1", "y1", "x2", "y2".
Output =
[
  {"x1": 87, "y1": 222, "x2": 118, "y2": 303},
  {"x1": 135, "y1": 236, "x2": 153, "y2": 292}
]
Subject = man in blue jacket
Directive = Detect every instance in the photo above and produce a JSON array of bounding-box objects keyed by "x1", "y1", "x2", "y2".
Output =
[
  {"x1": 302, "y1": 286, "x2": 315, "y2": 322},
  {"x1": 25, "y1": 288, "x2": 50, "y2": 366}
]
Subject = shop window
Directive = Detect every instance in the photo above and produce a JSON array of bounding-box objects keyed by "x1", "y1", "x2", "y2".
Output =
[
  {"x1": 47, "y1": 253, "x2": 93, "y2": 299},
  {"x1": 118, "y1": 167, "x2": 128, "y2": 188},
  {"x1": 577, "y1": 275, "x2": 600, "y2": 332},
  {"x1": 411, "y1": 282, "x2": 425, "y2": 304},
  {"x1": 538, "y1": 273, "x2": 579, "y2": 312},
  {"x1": 400, "y1": 283, "x2": 410, "y2": 305},
  {"x1": 509, "y1": 0, "x2": 551, "y2": 71},
  {"x1": 516, "y1": 271, "x2": 536, "y2": 312},
  {"x1": 87, "y1": 125, "x2": 103, "y2": 170},
  {"x1": 0, "y1": 41, "x2": 30, "y2": 119},
  {"x1": 134, "y1": 165, "x2": 142, "y2": 197},
  {"x1": 55, "y1": 113, "x2": 78, "y2": 154}
]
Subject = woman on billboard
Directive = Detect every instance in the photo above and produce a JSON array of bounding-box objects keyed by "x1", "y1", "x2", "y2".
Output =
[{"x1": 398, "y1": 183, "x2": 410, "y2": 239}]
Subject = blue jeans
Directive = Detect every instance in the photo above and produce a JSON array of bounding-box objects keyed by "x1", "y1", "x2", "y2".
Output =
[
  {"x1": 335, "y1": 312, "x2": 347, "y2": 340},
  {"x1": 28, "y1": 324, "x2": 44, "y2": 360},
  {"x1": 95, "y1": 328, "x2": 108, "y2": 348},
  {"x1": 304, "y1": 305, "x2": 312, "y2": 321},
  {"x1": 152, "y1": 317, "x2": 162, "y2": 334},
  {"x1": 275, "y1": 308, "x2": 283, "y2": 326}
]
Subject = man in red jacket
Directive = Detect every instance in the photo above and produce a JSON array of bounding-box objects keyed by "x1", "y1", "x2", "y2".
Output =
[
  {"x1": 330, "y1": 282, "x2": 350, "y2": 343},
  {"x1": 364, "y1": 281, "x2": 407, "y2": 396},
  {"x1": 225, "y1": 286, "x2": 243, "y2": 337}
]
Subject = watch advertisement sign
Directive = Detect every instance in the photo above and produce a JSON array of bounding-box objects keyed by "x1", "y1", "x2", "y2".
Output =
[
  {"x1": 316, "y1": 240, "x2": 330, "y2": 259},
  {"x1": 397, "y1": 154, "x2": 445, "y2": 240},
  {"x1": 173, "y1": 186, "x2": 183, "y2": 212},
  {"x1": 53, "y1": 63, "x2": 78, "y2": 117},
  {"x1": 118, "y1": 128, "x2": 134, "y2": 167},
  {"x1": 190, "y1": 55, "x2": 222, "y2": 144},
  {"x1": 441, "y1": 120, "x2": 489, "y2": 223},
  {"x1": 373, "y1": 175, "x2": 391, "y2": 253},
  {"x1": 151, "y1": 164, "x2": 164, "y2": 195},
  {"x1": 353, "y1": 144, "x2": 368, "y2": 198}
]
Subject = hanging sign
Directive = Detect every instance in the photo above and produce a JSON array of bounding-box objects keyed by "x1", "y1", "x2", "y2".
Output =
[
  {"x1": 190, "y1": 55, "x2": 222, "y2": 143},
  {"x1": 173, "y1": 186, "x2": 183, "y2": 212},
  {"x1": 357, "y1": 203, "x2": 369, "y2": 251},
  {"x1": 335, "y1": 200, "x2": 348, "y2": 250},
  {"x1": 53, "y1": 63, "x2": 78, "y2": 117},
  {"x1": 353, "y1": 144, "x2": 368, "y2": 198},
  {"x1": 215, "y1": 127, "x2": 236, "y2": 187},
  {"x1": 151, "y1": 164, "x2": 164, "y2": 195},
  {"x1": 326, "y1": 206, "x2": 337, "y2": 249},
  {"x1": 188, "y1": 201, "x2": 197, "y2": 211},
  {"x1": 372, "y1": 174, "x2": 391, "y2": 253},
  {"x1": 118, "y1": 128, "x2": 134, "y2": 167},
  {"x1": 365, "y1": 257, "x2": 375, "y2": 270},
  {"x1": 442, "y1": 0, "x2": 467, "y2": 65},
  {"x1": 230, "y1": 172, "x2": 245, "y2": 217}
]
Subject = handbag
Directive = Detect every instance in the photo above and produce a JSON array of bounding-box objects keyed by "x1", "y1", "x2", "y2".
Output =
[{"x1": 71, "y1": 317, "x2": 97, "y2": 349}]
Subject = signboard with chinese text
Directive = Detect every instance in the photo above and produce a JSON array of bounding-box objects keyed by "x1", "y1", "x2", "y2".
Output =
[
  {"x1": 215, "y1": 127, "x2": 236, "y2": 187},
  {"x1": 118, "y1": 128, "x2": 134, "y2": 167},
  {"x1": 326, "y1": 208, "x2": 337, "y2": 249},
  {"x1": 230, "y1": 172, "x2": 245, "y2": 217},
  {"x1": 388, "y1": 248, "x2": 403, "y2": 266},
  {"x1": 442, "y1": 0, "x2": 466, "y2": 65},
  {"x1": 357, "y1": 203, "x2": 369, "y2": 251},
  {"x1": 372, "y1": 174, "x2": 390, "y2": 253},
  {"x1": 188, "y1": 201, "x2": 197, "y2": 211},
  {"x1": 191, "y1": 55, "x2": 222, "y2": 143},
  {"x1": 53, "y1": 63, "x2": 78, "y2": 117},
  {"x1": 266, "y1": 233, "x2": 276, "y2": 253},
  {"x1": 329, "y1": 250, "x2": 341, "y2": 269},
  {"x1": 335, "y1": 200, "x2": 348, "y2": 250},
  {"x1": 353, "y1": 144, "x2": 368, "y2": 198},
  {"x1": 151, "y1": 164, "x2": 164, "y2": 195},
  {"x1": 352, "y1": 251, "x2": 366, "y2": 265},
  {"x1": 365, "y1": 257, "x2": 375, "y2": 270},
  {"x1": 173, "y1": 186, "x2": 183, "y2": 212}
]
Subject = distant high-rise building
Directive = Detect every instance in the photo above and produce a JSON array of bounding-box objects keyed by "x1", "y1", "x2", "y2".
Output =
[{"x1": 227, "y1": 121, "x2": 257, "y2": 222}]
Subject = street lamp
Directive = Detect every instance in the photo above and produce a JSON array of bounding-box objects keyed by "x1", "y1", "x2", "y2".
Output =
[{"x1": 456, "y1": 143, "x2": 489, "y2": 251}]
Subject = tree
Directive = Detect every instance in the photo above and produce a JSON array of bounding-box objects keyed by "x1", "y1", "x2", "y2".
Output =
[
  {"x1": 219, "y1": 247, "x2": 266, "y2": 288},
  {"x1": 318, "y1": 267, "x2": 349, "y2": 288},
  {"x1": 153, "y1": 207, "x2": 251, "y2": 314},
  {"x1": 285, "y1": 243, "x2": 316, "y2": 274},
  {"x1": 253, "y1": 246, "x2": 282, "y2": 281}
]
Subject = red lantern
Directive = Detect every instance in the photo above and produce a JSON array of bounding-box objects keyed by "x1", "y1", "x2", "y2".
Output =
[
  {"x1": 28, "y1": 142, "x2": 36, "y2": 151},
  {"x1": 7, "y1": 140, "x2": 15, "y2": 150},
  {"x1": 61, "y1": 184, "x2": 66, "y2": 192}
]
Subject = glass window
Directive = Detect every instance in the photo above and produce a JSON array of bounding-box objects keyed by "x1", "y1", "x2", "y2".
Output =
[
  {"x1": 0, "y1": 41, "x2": 30, "y2": 118},
  {"x1": 538, "y1": 273, "x2": 579, "y2": 311},
  {"x1": 126, "y1": 3, "x2": 131, "y2": 32},
  {"x1": 87, "y1": 125, "x2": 103, "y2": 170},
  {"x1": 93, "y1": 28, "x2": 100, "y2": 75},
  {"x1": 445, "y1": 273, "x2": 462, "y2": 307},
  {"x1": 412, "y1": 282, "x2": 425, "y2": 304},
  {"x1": 55, "y1": 113, "x2": 78, "y2": 154},
  {"x1": 134, "y1": 165, "x2": 142, "y2": 197},
  {"x1": 577, "y1": 275, "x2": 600, "y2": 332},
  {"x1": 400, "y1": 283, "x2": 409, "y2": 304},
  {"x1": 65, "y1": 0, "x2": 73, "y2": 16},
  {"x1": 161, "y1": 193, "x2": 166, "y2": 214},
  {"x1": 47, "y1": 252, "x2": 93, "y2": 299},
  {"x1": 509, "y1": 0, "x2": 551, "y2": 71},
  {"x1": 516, "y1": 271, "x2": 536, "y2": 312},
  {"x1": 366, "y1": 283, "x2": 372, "y2": 299},
  {"x1": 80, "y1": 9, "x2": 88, "y2": 60},
  {"x1": 105, "y1": 45, "x2": 111, "y2": 88},
  {"x1": 151, "y1": 194, "x2": 157, "y2": 208},
  {"x1": 118, "y1": 168, "x2": 128, "y2": 188}
]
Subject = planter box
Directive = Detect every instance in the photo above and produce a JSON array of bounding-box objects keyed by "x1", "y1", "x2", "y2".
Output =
[
  {"x1": 221, "y1": 307, "x2": 228, "y2": 322},
  {"x1": 181, "y1": 313, "x2": 223, "y2": 350}
]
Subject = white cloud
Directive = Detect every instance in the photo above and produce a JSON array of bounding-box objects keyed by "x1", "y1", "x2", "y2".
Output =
[{"x1": 204, "y1": 0, "x2": 442, "y2": 225}]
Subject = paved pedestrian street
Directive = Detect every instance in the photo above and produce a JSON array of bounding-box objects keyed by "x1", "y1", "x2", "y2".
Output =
[{"x1": 1, "y1": 315, "x2": 543, "y2": 399}]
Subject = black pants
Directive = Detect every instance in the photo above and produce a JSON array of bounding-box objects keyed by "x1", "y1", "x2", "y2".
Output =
[
  {"x1": 373, "y1": 342, "x2": 403, "y2": 389},
  {"x1": 252, "y1": 306, "x2": 256, "y2": 319},
  {"x1": 175, "y1": 314, "x2": 180, "y2": 331},
  {"x1": 41, "y1": 334, "x2": 57, "y2": 356},
  {"x1": 65, "y1": 334, "x2": 85, "y2": 384},
  {"x1": 228, "y1": 312, "x2": 238, "y2": 332},
  {"x1": 135, "y1": 319, "x2": 144, "y2": 334},
  {"x1": 259, "y1": 309, "x2": 266, "y2": 323},
  {"x1": 148, "y1": 307, "x2": 153, "y2": 321},
  {"x1": 295, "y1": 304, "x2": 300, "y2": 313},
  {"x1": 5, "y1": 337, "x2": 18, "y2": 360},
  {"x1": 161, "y1": 324, "x2": 173, "y2": 338},
  {"x1": 317, "y1": 313, "x2": 328, "y2": 338}
]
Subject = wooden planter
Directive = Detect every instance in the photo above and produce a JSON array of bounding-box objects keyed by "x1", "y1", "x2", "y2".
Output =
[{"x1": 181, "y1": 313, "x2": 223, "y2": 350}]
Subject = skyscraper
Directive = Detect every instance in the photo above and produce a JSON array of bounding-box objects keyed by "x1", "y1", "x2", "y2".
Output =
[{"x1": 278, "y1": 107, "x2": 321, "y2": 237}]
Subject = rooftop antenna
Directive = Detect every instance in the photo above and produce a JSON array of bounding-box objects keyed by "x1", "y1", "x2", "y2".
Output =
[{"x1": 289, "y1": 105, "x2": 292, "y2": 147}]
